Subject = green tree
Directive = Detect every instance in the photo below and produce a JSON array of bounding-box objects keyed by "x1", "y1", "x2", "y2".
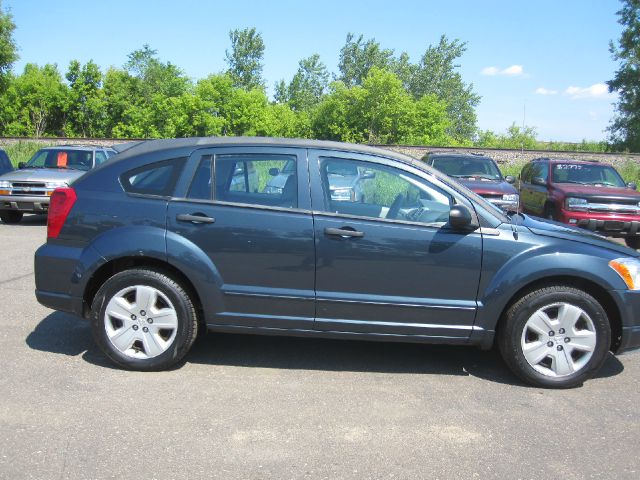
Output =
[
  {"x1": 64, "y1": 60, "x2": 106, "y2": 137},
  {"x1": 409, "y1": 35, "x2": 480, "y2": 142},
  {"x1": 225, "y1": 27, "x2": 265, "y2": 90},
  {"x1": 3, "y1": 64, "x2": 67, "y2": 137},
  {"x1": 312, "y1": 68, "x2": 453, "y2": 145},
  {"x1": 337, "y1": 33, "x2": 395, "y2": 87},
  {"x1": 0, "y1": 0, "x2": 17, "y2": 92},
  {"x1": 278, "y1": 54, "x2": 329, "y2": 111},
  {"x1": 608, "y1": 0, "x2": 640, "y2": 152}
]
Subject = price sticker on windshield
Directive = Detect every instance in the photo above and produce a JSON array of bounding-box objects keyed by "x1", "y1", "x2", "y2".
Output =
[{"x1": 556, "y1": 164, "x2": 584, "y2": 170}]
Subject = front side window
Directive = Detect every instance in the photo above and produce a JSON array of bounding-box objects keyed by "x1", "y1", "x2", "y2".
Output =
[
  {"x1": 214, "y1": 154, "x2": 298, "y2": 208},
  {"x1": 319, "y1": 157, "x2": 452, "y2": 224}
]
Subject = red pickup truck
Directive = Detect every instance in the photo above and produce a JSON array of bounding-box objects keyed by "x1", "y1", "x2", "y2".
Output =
[{"x1": 518, "y1": 157, "x2": 640, "y2": 249}]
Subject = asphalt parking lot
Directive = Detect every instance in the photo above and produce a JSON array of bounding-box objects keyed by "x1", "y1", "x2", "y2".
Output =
[{"x1": 1, "y1": 215, "x2": 639, "y2": 479}]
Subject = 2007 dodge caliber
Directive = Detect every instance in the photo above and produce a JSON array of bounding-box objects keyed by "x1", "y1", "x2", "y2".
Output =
[{"x1": 34, "y1": 138, "x2": 640, "y2": 388}]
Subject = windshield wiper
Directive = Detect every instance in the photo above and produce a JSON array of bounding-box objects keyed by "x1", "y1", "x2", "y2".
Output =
[{"x1": 561, "y1": 180, "x2": 589, "y2": 185}]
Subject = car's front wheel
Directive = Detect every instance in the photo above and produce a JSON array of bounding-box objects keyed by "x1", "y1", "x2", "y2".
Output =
[
  {"x1": 91, "y1": 269, "x2": 199, "y2": 371},
  {"x1": 498, "y1": 285, "x2": 610, "y2": 388},
  {"x1": 0, "y1": 210, "x2": 23, "y2": 224}
]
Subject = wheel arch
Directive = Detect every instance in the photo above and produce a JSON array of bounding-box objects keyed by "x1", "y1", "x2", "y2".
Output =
[
  {"x1": 83, "y1": 256, "x2": 204, "y2": 326},
  {"x1": 494, "y1": 275, "x2": 622, "y2": 352}
]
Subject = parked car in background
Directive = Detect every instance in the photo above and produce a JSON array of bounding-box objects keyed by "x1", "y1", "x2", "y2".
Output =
[
  {"x1": 424, "y1": 152, "x2": 519, "y2": 212},
  {"x1": 34, "y1": 137, "x2": 640, "y2": 388},
  {"x1": 0, "y1": 149, "x2": 12, "y2": 176},
  {"x1": 0, "y1": 145, "x2": 117, "y2": 224},
  {"x1": 518, "y1": 157, "x2": 640, "y2": 249},
  {"x1": 265, "y1": 158, "x2": 374, "y2": 202}
]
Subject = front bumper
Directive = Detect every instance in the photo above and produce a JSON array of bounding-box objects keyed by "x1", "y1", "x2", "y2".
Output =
[
  {"x1": 0, "y1": 194, "x2": 50, "y2": 213},
  {"x1": 558, "y1": 208, "x2": 640, "y2": 237},
  {"x1": 610, "y1": 289, "x2": 640, "y2": 353}
]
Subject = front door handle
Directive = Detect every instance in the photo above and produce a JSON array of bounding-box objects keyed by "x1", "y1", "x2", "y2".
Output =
[
  {"x1": 176, "y1": 213, "x2": 215, "y2": 224},
  {"x1": 324, "y1": 227, "x2": 364, "y2": 238}
]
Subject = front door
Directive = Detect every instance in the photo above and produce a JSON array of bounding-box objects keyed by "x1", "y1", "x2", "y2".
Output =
[{"x1": 309, "y1": 150, "x2": 483, "y2": 338}]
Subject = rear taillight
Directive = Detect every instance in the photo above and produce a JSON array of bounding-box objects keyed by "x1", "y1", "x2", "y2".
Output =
[{"x1": 47, "y1": 187, "x2": 77, "y2": 239}]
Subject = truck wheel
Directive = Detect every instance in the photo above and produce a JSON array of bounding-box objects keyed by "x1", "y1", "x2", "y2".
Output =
[
  {"x1": 625, "y1": 237, "x2": 640, "y2": 250},
  {"x1": 0, "y1": 211, "x2": 23, "y2": 224},
  {"x1": 90, "y1": 268, "x2": 199, "y2": 371},
  {"x1": 498, "y1": 285, "x2": 610, "y2": 388},
  {"x1": 543, "y1": 204, "x2": 556, "y2": 221}
]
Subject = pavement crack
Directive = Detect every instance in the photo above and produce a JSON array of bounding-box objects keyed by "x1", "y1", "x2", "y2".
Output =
[{"x1": 0, "y1": 271, "x2": 34, "y2": 286}]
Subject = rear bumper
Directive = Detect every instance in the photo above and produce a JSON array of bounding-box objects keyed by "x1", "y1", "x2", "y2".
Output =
[
  {"x1": 558, "y1": 208, "x2": 640, "y2": 237},
  {"x1": 35, "y1": 289, "x2": 84, "y2": 317},
  {"x1": 34, "y1": 242, "x2": 104, "y2": 318},
  {"x1": 0, "y1": 194, "x2": 50, "y2": 212}
]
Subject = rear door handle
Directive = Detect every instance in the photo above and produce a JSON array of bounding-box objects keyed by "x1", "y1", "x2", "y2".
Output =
[
  {"x1": 324, "y1": 227, "x2": 364, "y2": 238},
  {"x1": 176, "y1": 213, "x2": 215, "y2": 224}
]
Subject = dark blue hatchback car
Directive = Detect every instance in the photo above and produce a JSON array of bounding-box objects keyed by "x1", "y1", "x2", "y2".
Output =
[{"x1": 34, "y1": 138, "x2": 640, "y2": 388}]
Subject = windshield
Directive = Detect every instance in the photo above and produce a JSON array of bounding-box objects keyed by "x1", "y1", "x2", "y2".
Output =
[
  {"x1": 431, "y1": 156, "x2": 503, "y2": 181},
  {"x1": 552, "y1": 163, "x2": 626, "y2": 187},
  {"x1": 26, "y1": 149, "x2": 93, "y2": 171}
]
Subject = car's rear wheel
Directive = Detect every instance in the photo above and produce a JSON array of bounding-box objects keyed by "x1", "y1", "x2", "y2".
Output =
[
  {"x1": 625, "y1": 236, "x2": 640, "y2": 250},
  {"x1": 0, "y1": 210, "x2": 23, "y2": 224},
  {"x1": 90, "y1": 268, "x2": 198, "y2": 371},
  {"x1": 498, "y1": 285, "x2": 610, "y2": 388}
]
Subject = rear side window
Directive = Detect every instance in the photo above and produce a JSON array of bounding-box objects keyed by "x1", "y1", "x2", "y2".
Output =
[
  {"x1": 214, "y1": 154, "x2": 298, "y2": 208},
  {"x1": 121, "y1": 158, "x2": 186, "y2": 197}
]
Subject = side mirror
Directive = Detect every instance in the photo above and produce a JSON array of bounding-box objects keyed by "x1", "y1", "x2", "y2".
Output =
[
  {"x1": 627, "y1": 182, "x2": 637, "y2": 190},
  {"x1": 532, "y1": 176, "x2": 546, "y2": 186},
  {"x1": 505, "y1": 175, "x2": 515, "y2": 184},
  {"x1": 449, "y1": 205, "x2": 473, "y2": 230},
  {"x1": 360, "y1": 170, "x2": 376, "y2": 180},
  {"x1": 18, "y1": 162, "x2": 26, "y2": 169},
  {"x1": 268, "y1": 167, "x2": 280, "y2": 176}
]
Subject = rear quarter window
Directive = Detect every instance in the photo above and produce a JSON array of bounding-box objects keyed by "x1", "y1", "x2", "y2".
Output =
[{"x1": 121, "y1": 158, "x2": 186, "y2": 197}]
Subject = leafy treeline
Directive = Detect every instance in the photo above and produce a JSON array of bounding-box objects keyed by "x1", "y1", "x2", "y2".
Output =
[{"x1": 0, "y1": 25, "x2": 479, "y2": 146}]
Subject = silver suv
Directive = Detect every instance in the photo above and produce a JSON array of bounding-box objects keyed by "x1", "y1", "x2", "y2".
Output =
[{"x1": 0, "y1": 145, "x2": 117, "y2": 223}]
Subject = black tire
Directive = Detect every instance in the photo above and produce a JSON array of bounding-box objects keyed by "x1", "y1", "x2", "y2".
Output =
[
  {"x1": 0, "y1": 210, "x2": 23, "y2": 224},
  {"x1": 543, "y1": 204, "x2": 555, "y2": 221},
  {"x1": 90, "y1": 268, "x2": 199, "y2": 371},
  {"x1": 498, "y1": 285, "x2": 610, "y2": 388},
  {"x1": 625, "y1": 236, "x2": 640, "y2": 250}
]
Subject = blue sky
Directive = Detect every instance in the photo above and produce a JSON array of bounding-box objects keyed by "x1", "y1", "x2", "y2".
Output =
[{"x1": 5, "y1": 0, "x2": 624, "y2": 142}]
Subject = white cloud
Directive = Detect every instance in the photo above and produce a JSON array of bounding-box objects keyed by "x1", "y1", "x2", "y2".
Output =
[
  {"x1": 502, "y1": 65, "x2": 524, "y2": 76},
  {"x1": 481, "y1": 65, "x2": 525, "y2": 76},
  {"x1": 481, "y1": 66, "x2": 499, "y2": 76},
  {"x1": 565, "y1": 83, "x2": 613, "y2": 99},
  {"x1": 535, "y1": 87, "x2": 558, "y2": 95}
]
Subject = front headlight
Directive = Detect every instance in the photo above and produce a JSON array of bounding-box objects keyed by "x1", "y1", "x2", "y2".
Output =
[
  {"x1": 502, "y1": 194, "x2": 519, "y2": 202},
  {"x1": 45, "y1": 181, "x2": 68, "y2": 189},
  {"x1": 0, "y1": 180, "x2": 11, "y2": 189},
  {"x1": 609, "y1": 257, "x2": 640, "y2": 290},
  {"x1": 566, "y1": 197, "x2": 588, "y2": 211}
]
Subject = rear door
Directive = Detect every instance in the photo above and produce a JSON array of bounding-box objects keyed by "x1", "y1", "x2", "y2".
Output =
[
  {"x1": 166, "y1": 146, "x2": 316, "y2": 329},
  {"x1": 309, "y1": 150, "x2": 483, "y2": 338}
]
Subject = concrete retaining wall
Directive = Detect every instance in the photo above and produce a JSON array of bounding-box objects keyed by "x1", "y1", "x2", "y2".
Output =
[{"x1": 2, "y1": 137, "x2": 639, "y2": 169}]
